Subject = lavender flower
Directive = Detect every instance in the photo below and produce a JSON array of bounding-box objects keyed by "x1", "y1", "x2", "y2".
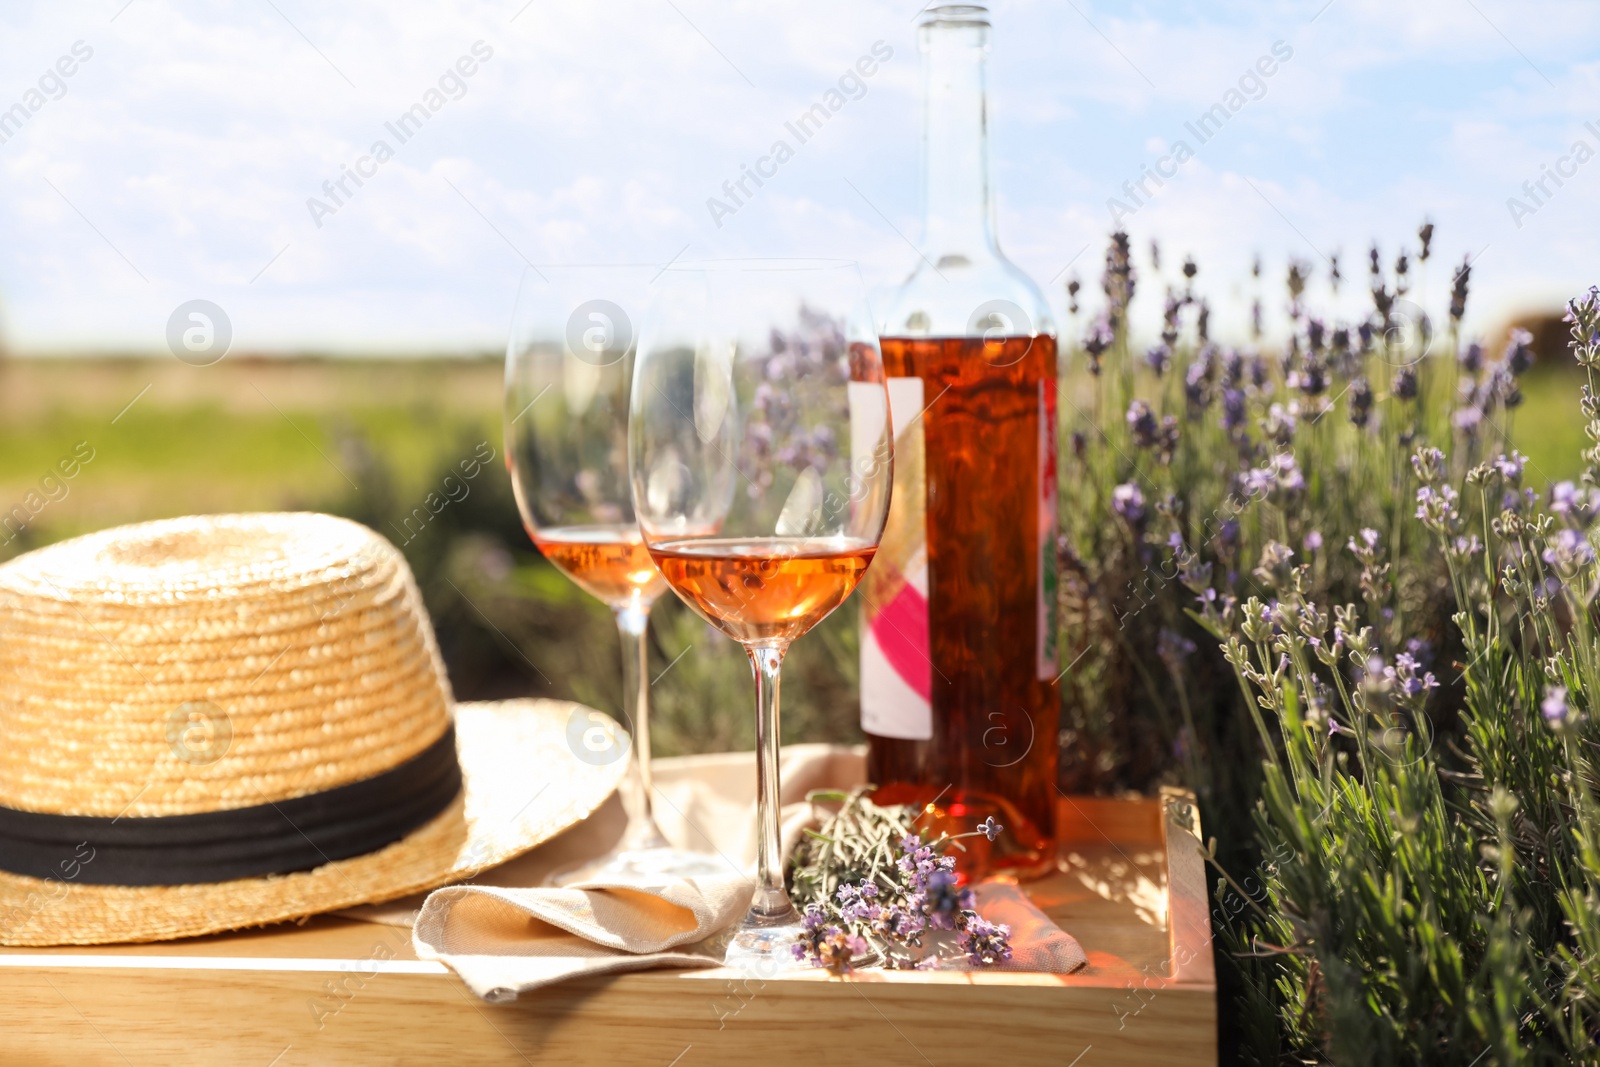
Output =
[
  {"x1": 1504, "y1": 328, "x2": 1535, "y2": 375},
  {"x1": 1449, "y1": 257, "x2": 1471, "y2": 322},
  {"x1": 1496, "y1": 452, "x2": 1529, "y2": 482},
  {"x1": 1263, "y1": 402, "x2": 1298, "y2": 446},
  {"x1": 1549, "y1": 481, "x2": 1600, "y2": 528},
  {"x1": 958, "y1": 916, "x2": 1014, "y2": 967},
  {"x1": 1348, "y1": 527, "x2": 1382, "y2": 566},
  {"x1": 1392, "y1": 365, "x2": 1419, "y2": 401},
  {"x1": 1158, "y1": 628, "x2": 1198, "y2": 675},
  {"x1": 1453, "y1": 405, "x2": 1483, "y2": 435},
  {"x1": 923, "y1": 870, "x2": 973, "y2": 931},
  {"x1": 1289, "y1": 350, "x2": 1328, "y2": 396},
  {"x1": 1103, "y1": 231, "x2": 1135, "y2": 329},
  {"x1": 1544, "y1": 528, "x2": 1597, "y2": 571},
  {"x1": 1112, "y1": 482, "x2": 1146, "y2": 525},
  {"x1": 977, "y1": 816, "x2": 1003, "y2": 842},
  {"x1": 1222, "y1": 388, "x2": 1247, "y2": 433},
  {"x1": 793, "y1": 905, "x2": 869, "y2": 975},
  {"x1": 1415, "y1": 484, "x2": 1462, "y2": 532},
  {"x1": 1145, "y1": 343, "x2": 1172, "y2": 377},
  {"x1": 1185, "y1": 349, "x2": 1215, "y2": 414},
  {"x1": 1565, "y1": 285, "x2": 1600, "y2": 365},
  {"x1": 1542, "y1": 685, "x2": 1571, "y2": 727},
  {"x1": 1348, "y1": 377, "x2": 1374, "y2": 427},
  {"x1": 1157, "y1": 415, "x2": 1180, "y2": 465},
  {"x1": 1127, "y1": 400, "x2": 1158, "y2": 449},
  {"x1": 1082, "y1": 316, "x2": 1114, "y2": 376},
  {"x1": 1460, "y1": 340, "x2": 1484, "y2": 373},
  {"x1": 1385, "y1": 652, "x2": 1439, "y2": 701},
  {"x1": 1243, "y1": 453, "x2": 1306, "y2": 502},
  {"x1": 1489, "y1": 363, "x2": 1523, "y2": 409},
  {"x1": 1252, "y1": 541, "x2": 1296, "y2": 590},
  {"x1": 1222, "y1": 348, "x2": 1244, "y2": 387}
]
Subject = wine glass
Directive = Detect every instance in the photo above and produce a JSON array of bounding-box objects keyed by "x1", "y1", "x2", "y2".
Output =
[
  {"x1": 505, "y1": 264, "x2": 722, "y2": 884},
  {"x1": 629, "y1": 260, "x2": 893, "y2": 964}
]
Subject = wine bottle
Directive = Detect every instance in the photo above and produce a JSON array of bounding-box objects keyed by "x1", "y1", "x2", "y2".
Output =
[{"x1": 863, "y1": 3, "x2": 1059, "y2": 878}]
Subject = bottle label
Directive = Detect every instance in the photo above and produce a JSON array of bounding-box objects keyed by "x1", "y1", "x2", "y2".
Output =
[{"x1": 860, "y1": 376, "x2": 933, "y2": 741}]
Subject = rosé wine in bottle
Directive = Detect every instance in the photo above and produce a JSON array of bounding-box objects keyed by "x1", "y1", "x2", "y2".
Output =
[{"x1": 864, "y1": 3, "x2": 1060, "y2": 879}]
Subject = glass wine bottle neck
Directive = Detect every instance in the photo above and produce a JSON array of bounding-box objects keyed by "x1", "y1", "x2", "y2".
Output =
[{"x1": 919, "y1": 6, "x2": 997, "y2": 266}]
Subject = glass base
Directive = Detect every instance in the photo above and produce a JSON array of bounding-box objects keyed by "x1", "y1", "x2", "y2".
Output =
[
  {"x1": 545, "y1": 846, "x2": 728, "y2": 887},
  {"x1": 722, "y1": 919, "x2": 807, "y2": 975}
]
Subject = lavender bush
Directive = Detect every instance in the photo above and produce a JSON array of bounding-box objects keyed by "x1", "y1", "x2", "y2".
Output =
[
  {"x1": 1057, "y1": 227, "x2": 1596, "y2": 1059},
  {"x1": 1204, "y1": 289, "x2": 1600, "y2": 1062}
]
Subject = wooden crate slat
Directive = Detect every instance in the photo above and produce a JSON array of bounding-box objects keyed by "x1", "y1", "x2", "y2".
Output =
[{"x1": 0, "y1": 796, "x2": 1217, "y2": 1066}]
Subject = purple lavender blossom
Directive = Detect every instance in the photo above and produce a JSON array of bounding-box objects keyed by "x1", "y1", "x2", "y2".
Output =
[
  {"x1": 1453, "y1": 406, "x2": 1483, "y2": 434},
  {"x1": 1222, "y1": 348, "x2": 1244, "y2": 387},
  {"x1": 1348, "y1": 377, "x2": 1373, "y2": 427},
  {"x1": 1415, "y1": 484, "x2": 1462, "y2": 530},
  {"x1": 977, "y1": 816, "x2": 1003, "y2": 842},
  {"x1": 1112, "y1": 482, "x2": 1146, "y2": 525},
  {"x1": 1082, "y1": 316, "x2": 1114, "y2": 376},
  {"x1": 1289, "y1": 353, "x2": 1328, "y2": 396},
  {"x1": 1222, "y1": 388, "x2": 1247, "y2": 433},
  {"x1": 1184, "y1": 360, "x2": 1211, "y2": 413},
  {"x1": 1158, "y1": 628, "x2": 1198, "y2": 674},
  {"x1": 1263, "y1": 402, "x2": 1297, "y2": 446},
  {"x1": 1504, "y1": 328, "x2": 1534, "y2": 374},
  {"x1": 1490, "y1": 363, "x2": 1523, "y2": 409},
  {"x1": 1549, "y1": 481, "x2": 1600, "y2": 527},
  {"x1": 1304, "y1": 530, "x2": 1324, "y2": 553},
  {"x1": 1145, "y1": 343, "x2": 1172, "y2": 376},
  {"x1": 958, "y1": 916, "x2": 1014, "y2": 967},
  {"x1": 923, "y1": 870, "x2": 973, "y2": 931},
  {"x1": 1273, "y1": 453, "x2": 1306, "y2": 496},
  {"x1": 1460, "y1": 340, "x2": 1484, "y2": 373},
  {"x1": 1544, "y1": 528, "x2": 1597, "y2": 571},
  {"x1": 1496, "y1": 452, "x2": 1528, "y2": 482},
  {"x1": 1412, "y1": 446, "x2": 1447, "y2": 481},
  {"x1": 1566, "y1": 286, "x2": 1600, "y2": 363},
  {"x1": 1385, "y1": 653, "x2": 1439, "y2": 699},
  {"x1": 1551, "y1": 481, "x2": 1579, "y2": 514},
  {"x1": 1127, "y1": 400, "x2": 1158, "y2": 449},
  {"x1": 1542, "y1": 685, "x2": 1570, "y2": 725}
]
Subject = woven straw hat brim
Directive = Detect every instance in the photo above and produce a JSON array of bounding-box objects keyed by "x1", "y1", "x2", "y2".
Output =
[{"x1": 0, "y1": 699, "x2": 626, "y2": 946}]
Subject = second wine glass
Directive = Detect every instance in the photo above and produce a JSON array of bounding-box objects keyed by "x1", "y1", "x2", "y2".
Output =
[
  {"x1": 505, "y1": 263, "x2": 722, "y2": 884},
  {"x1": 630, "y1": 259, "x2": 894, "y2": 965}
]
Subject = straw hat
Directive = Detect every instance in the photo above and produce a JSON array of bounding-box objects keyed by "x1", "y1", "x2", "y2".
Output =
[{"x1": 0, "y1": 513, "x2": 627, "y2": 946}]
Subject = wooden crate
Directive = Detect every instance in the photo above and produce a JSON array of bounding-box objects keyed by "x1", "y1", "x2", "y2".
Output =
[{"x1": 0, "y1": 790, "x2": 1216, "y2": 1066}]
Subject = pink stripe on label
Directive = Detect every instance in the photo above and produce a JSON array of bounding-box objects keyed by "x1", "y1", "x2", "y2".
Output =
[{"x1": 871, "y1": 583, "x2": 932, "y2": 702}]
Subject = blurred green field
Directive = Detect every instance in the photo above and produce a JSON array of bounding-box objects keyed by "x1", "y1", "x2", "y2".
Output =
[
  {"x1": 0, "y1": 352, "x2": 1587, "y2": 759},
  {"x1": 1500, "y1": 365, "x2": 1590, "y2": 485},
  {"x1": 0, "y1": 355, "x2": 862, "y2": 758}
]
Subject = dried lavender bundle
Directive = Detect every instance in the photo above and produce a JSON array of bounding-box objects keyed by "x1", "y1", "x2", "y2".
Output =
[{"x1": 786, "y1": 787, "x2": 1010, "y2": 974}]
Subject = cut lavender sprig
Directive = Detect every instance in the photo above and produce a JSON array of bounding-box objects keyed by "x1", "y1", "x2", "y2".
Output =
[{"x1": 787, "y1": 791, "x2": 1014, "y2": 974}]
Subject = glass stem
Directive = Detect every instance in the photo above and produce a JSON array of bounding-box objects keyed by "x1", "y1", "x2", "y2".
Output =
[
  {"x1": 615, "y1": 600, "x2": 668, "y2": 852},
  {"x1": 747, "y1": 644, "x2": 795, "y2": 923}
]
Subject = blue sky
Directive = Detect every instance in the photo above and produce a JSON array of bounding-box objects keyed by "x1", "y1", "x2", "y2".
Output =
[{"x1": 0, "y1": 0, "x2": 1596, "y2": 353}]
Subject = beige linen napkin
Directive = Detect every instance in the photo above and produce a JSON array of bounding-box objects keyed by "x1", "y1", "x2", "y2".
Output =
[{"x1": 412, "y1": 872, "x2": 752, "y2": 1002}]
